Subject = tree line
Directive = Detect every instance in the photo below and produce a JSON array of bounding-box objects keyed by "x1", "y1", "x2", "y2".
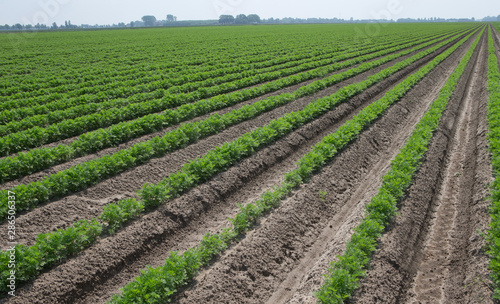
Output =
[
  {"x1": 1, "y1": 13, "x2": 498, "y2": 31},
  {"x1": 219, "y1": 14, "x2": 261, "y2": 25}
]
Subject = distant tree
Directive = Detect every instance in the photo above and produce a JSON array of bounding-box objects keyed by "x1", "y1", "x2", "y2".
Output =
[
  {"x1": 235, "y1": 14, "x2": 248, "y2": 24},
  {"x1": 118, "y1": 22, "x2": 125, "y2": 27},
  {"x1": 498, "y1": 15, "x2": 500, "y2": 21},
  {"x1": 167, "y1": 14, "x2": 175, "y2": 22},
  {"x1": 4, "y1": 24, "x2": 10, "y2": 30},
  {"x1": 14, "y1": 23, "x2": 23, "y2": 30},
  {"x1": 219, "y1": 15, "x2": 235, "y2": 24},
  {"x1": 25, "y1": 24, "x2": 33, "y2": 30},
  {"x1": 142, "y1": 15, "x2": 157, "y2": 26},
  {"x1": 247, "y1": 14, "x2": 261, "y2": 23},
  {"x1": 130, "y1": 21, "x2": 135, "y2": 27},
  {"x1": 52, "y1": 22, "x2": 58, "y2": 29},
  {"x1": 64, "y1": 20, "x2": 68, "y2": 28}
]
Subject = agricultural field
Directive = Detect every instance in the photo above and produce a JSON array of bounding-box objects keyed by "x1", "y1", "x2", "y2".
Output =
[{"x1": 0, "y1": 22, "x2": 500, "y2": 303}]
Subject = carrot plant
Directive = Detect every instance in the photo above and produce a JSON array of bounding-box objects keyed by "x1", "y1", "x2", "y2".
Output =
[{"x1": 486, "y1": 26, "x2": 500, "y2": 299}]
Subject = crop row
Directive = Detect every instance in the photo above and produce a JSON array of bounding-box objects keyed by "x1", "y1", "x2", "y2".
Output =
[
  {"x1": 0, "y1": 30, "x2": 433, "y2": 131},
  {"x1": 3, "y1": 25, "x2": 427, "y2": 106},
  {"x1": 486, "y1": 26, "x2": 500, "y2": 300},
  {"x1": 0, "y1": 26, "x2": 389, "y2": 98},
  {"x1": 0, "y1": 29, "x2": 475, "y2": 294},
  {"x1": 316, "y1": 27, "x2": 483, "y2": 304},
  {"x1": 0, "y1": 32, "x2": 438, "y2": 153},
  {"x1": 0, "y1": 28, "x2": 453, "y2": 131},
  {"x1": 0, "y1": 32, "x2": 295, "y2": 96},
  {"x1": 0, "y1": 30, "x2": 468, "y2": 185},
  {"x1": 3, "y1": 24, "x2": 463, "y2": 93},
  {"x1": 108, "y1": 28, "x2": 479, "y2": 304},
  {"x1": 0, "y1": 28, "x2": 467, "y2": 213},
  {"x1": 0, "y1": 36, "x2": 364, "y2": 112}
]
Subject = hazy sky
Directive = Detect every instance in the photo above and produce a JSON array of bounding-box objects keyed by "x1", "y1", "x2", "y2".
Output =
[{"x1": 0, "y1": 0, "x2": 498, "y2": 25}]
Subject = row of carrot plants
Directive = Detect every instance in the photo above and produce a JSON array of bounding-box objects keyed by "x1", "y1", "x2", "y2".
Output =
[
  {"x1": 0, "y1": 29, "x2": 475, "y2": 293},
  {"x1": 108, "y1": 28, "x2": 480, "y2": 304},
  {"x1": 0, "y1": 29, "x2": 449, "y2": 136},
  {"x1": 0, "y1": 30, "x2": 467, "y2": 185},
  {"x1": 486, "y1": 26, "x2": 500, "y2": 300},
  {"x1": 0, "y1": 48, "x2": 355, "y2": 128},
  {"x1": 0, "y1": 28, "x2": 467, "y2": 215},
  {"x1": 315, "y1": 27, "x2": 483, "y2": 304},
  {"x1": 0, "y1": 25, "x2": 378, "y2": 99},
  {"x1": 0, "y1": 30, "x2": 293, "y2": 97},
  {"x1": 0, "y1": 31, "x2": 429, "y2": 131},
  {"x1": 0, "y1": 36, "x2": 358, "y2": 112}
]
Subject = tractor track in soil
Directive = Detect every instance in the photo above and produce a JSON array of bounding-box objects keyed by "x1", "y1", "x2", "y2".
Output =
[
  {"x1": 0, "y1": 32, "x2": 469, "y2": 251},
  {"x1": 351, "y1": 27, "x2": 493, "y2": 304}
]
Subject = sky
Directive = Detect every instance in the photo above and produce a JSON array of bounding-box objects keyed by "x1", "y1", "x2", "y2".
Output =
[{"x1": 0, "y1": 0, "x2": 499, "y2": 26}]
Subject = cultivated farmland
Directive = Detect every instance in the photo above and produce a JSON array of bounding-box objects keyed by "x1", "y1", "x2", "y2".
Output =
[{"x1": 1, "y1": 22, "x2": 500, "y2": 303}]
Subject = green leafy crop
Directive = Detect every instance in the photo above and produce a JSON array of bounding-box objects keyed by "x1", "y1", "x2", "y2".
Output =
[{"x1": 485, "y1": 25, "x2": 500, "y2": 299}]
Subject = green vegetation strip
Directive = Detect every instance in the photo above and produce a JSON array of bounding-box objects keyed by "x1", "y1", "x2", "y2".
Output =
[
  {"x1": 0, "y1": 32, "x2": 306, "y2": 101},
  {"x1": 107, "y1": 28, "x2": 481, "y2": 304},
  {"x1": 0, "y1": 30, "x2": 474, "y2": 293},
  {"x1": 0, "y1": 40, "x2": 378, "y2": 128},
  {"x1": 0, "y1": 32, "x2": 465, "y2": 190},
  {"x1": 0, "y1": 30, "x2": 362, "y2": 102},
  {"x1": 486, "y1": 26, "x2": 500, "y2": 300},
  {"x1": 0, "y1": 31, "x2": 423, "y2": 125},
  {"x1": 0, "y1": 31, "x2": 455, "y2": 156},
  {"x1": 315, "y1": 28, "x2": 483, "y2": 304},
  {"x1": 0, "y1": 30, "x2": 468, "y2": 219},
  {"x1": 0, "y1": 41, "x2": 342, "y2": 108}
]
